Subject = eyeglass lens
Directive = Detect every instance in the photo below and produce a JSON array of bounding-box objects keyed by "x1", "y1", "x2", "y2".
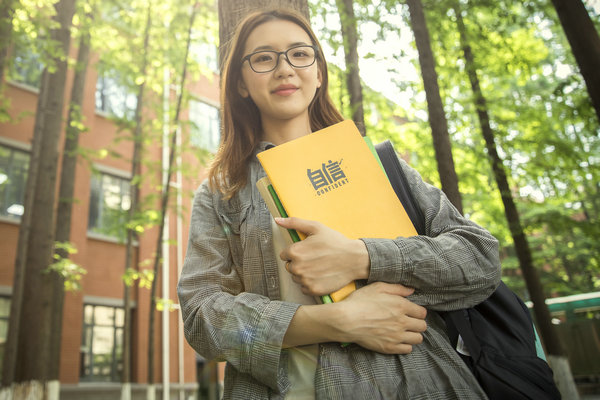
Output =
[{"x1": 249, "y1": 46, "x2": 315, "y2": 72}]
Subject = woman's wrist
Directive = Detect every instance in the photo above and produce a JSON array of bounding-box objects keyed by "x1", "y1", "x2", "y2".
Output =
[
  {"x1": 283, "y1": 302, "x2": 349, "y2": 347},
  {"x1": 351, "y1": 239, "x2": 370, "y2": 280}
]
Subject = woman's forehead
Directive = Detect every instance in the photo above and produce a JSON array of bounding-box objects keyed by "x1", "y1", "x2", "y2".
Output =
[{"x1": 244, "y1": 19, "x2": 312, "y2": 53}]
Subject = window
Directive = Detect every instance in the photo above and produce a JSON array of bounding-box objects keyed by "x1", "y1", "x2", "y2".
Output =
[
  {"x1": 191, "y1": 41, "x2": 219, "y2": 72},
  {"x1": 0, "y1": 297, "x2": 10, "y2": 380},
  {"x1": 88, "y1": 172, "x2": 131, "y2": 241},
  {"x1": 189, "y1": 100, "x2": 220, "y2": 152},
  {"x1": 95, "y1": 71, "x2": 137, "y2": 119},
  {"x1": 80, "y1": 304, "x2": 124, "y2": 382},
  {"x1": 10, "y1": 42, "x2": 43, "y2": 88},
  {"x1": 0, "y1": 144, "x2": 29, "y2": 220}
]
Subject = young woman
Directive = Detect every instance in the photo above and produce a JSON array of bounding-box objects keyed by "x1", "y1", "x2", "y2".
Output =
[{"x1": 178, "y1": 8, "x2": 501, "y2": 399}]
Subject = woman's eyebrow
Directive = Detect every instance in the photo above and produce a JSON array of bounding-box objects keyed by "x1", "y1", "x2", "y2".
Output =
[{"x1": 251, "y1": 42, "x2": 310, "y2": 52}]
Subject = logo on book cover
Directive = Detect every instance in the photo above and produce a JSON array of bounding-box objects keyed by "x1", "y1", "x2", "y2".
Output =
[{"x1": 307, "y1": 159, "x2": 349, "y2": 196}]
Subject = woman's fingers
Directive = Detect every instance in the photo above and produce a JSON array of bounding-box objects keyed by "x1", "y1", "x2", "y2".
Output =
[
  {"x1": 278, "y1": 217, "x2": 371, "y2": 295},
  {"x1": 275, "y1": 216, "x2": 321, "y2": 236},
  {"x1": 338, "y1": 282, "x2": 430, "y2": 354}
]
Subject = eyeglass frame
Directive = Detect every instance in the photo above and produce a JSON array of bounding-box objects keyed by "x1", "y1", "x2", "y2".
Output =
[{"x1": 241, "y1": 44, "x2": 318, "y2": 73}]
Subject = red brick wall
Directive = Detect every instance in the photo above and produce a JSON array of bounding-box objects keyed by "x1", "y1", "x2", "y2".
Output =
[{"x1": 0, "y1": 52, "x2": 219, "y2": 387}]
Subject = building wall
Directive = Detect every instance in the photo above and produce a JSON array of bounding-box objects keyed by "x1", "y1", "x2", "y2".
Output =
[{"x1": 0, "y1": 49, "x2": 219, "y2": 391}]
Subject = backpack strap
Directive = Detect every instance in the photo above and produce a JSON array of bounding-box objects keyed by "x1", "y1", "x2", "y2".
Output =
[
  {"x1": 375, "y1": 140, "x2": 478, "y2": 358},
  {"x1": 374, "y1": 141, "x2": 473, "y2": 351},
  {"x1": 445, "y1": 310, "x2": 482, "y2": 361},
  {"x1": 374, "y1": 140, "x2": 426, "y2": 235}
]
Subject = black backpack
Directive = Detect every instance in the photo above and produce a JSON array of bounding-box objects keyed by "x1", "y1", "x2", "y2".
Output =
[{"x1": 375, "y1": 140, "x2": 561, "y2": 400}]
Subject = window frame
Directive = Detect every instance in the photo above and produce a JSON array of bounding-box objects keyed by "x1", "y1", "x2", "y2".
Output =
[
  {"x1": 188, "y1": 98, "x2": 221, "y2": 153},
  {"x1": 0, "y1": 294, "x2": 11, "y2": 381},
  {"x1": 79, "y1": 300, "x2": 125, "y2": 383},
  {"x1": 8, "y1": 41, "x2": 44, "y2": 90},
  {"x1": 0, "y1": 139, "x2": 31, "y2": 224},
  {"x1": 94, "y1": 68, "x2": 137, "y2": 120},
  {"x1": 86, "y1": 164, "x2": 132, "y2": 243},
  {"x1": 190, "y1": 32, "x2": 219, "y2": 73}
]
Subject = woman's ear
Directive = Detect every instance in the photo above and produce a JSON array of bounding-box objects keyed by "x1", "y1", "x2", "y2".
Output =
[
  {"x1": 238, "y1": 79, "x2": 249, "y2": 98},
  {"x1": 316, "y1": 68, "x2": 322, "y2": 89}
]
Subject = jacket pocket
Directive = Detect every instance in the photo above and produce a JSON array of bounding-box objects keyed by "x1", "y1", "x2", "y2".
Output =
[{"x1": 217, "y1": 205, "x2": 249, "y2": 270}]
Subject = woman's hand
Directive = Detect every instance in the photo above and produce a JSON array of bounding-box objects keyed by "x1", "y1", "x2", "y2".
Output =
[
  {"x1": 276, "y1": 217, "x2": 370, "y2": 296},
  {"x1": 339, "y1": 282, "x2": 427, "y2": 354},
  {"x1": 283, "y1": 282, "x2": 427, "y2": 354}
]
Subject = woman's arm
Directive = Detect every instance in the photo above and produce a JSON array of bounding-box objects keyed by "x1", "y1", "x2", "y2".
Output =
[
  {"x1": 178, "y1": 181, "x2": 428, "y2": 391},
  {"x1": 283, "y1": 282, "x2": 427, "y2": 354},
  {"x1": 363, "y1": 159, "x2": 501, "y2": 310},
  {"x1": 276, "y1": 158, "x2": 501, "y2": 312},
  {"x1": 177, "y1": 182, "x2": 299, "y2": 392}
]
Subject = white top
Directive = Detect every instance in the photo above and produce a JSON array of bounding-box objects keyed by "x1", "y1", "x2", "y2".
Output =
[{"x1": 271, "y1": 217, "x2": 318, "y2": 400}]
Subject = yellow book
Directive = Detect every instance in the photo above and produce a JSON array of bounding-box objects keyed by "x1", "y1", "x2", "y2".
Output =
[{"x1": 256, "y1": 119, "x2": 417, "y2": 302}]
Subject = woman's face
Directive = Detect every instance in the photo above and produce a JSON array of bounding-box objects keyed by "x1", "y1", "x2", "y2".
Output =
[{"x1": 238, "y1": 19, "x2": 322, "y2": 128}]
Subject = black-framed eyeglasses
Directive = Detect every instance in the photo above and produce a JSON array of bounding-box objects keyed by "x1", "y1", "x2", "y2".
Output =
[{"x1": 241, "y1": 45, "x2": 318, "y2": 73}]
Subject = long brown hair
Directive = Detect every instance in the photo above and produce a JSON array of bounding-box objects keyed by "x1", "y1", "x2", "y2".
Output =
[{"x1": 208, "y1": 8, "x2": 344, "y2": 198}]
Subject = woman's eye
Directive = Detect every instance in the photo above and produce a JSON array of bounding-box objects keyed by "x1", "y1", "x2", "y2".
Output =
[
  {"x1": 253, "y1": 53, "x2": 274, "y2": 63},
  {"x1": 292, "y1": 51, "x2": 308, "y2": 58}
]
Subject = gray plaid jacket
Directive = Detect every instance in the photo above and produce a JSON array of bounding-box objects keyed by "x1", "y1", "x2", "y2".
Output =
[{"x1": 178, "y1": 142, "x2": 500, "y2": 399}]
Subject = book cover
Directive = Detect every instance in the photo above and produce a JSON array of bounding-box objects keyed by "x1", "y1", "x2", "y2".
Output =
[
  {"x1": 257, "y1": 120, "x2": 417, "y2": 301},
  {"x1": 257, "y1": 176, "x2": 334, "y2": 304}
]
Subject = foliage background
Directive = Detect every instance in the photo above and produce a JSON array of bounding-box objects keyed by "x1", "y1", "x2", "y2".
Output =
[
  {"x1": 312, "y1": 0, "x2": 600, "y2": 299},
  {"x1": 4, "y1": 0, "x2": 599, "y2": 301}
]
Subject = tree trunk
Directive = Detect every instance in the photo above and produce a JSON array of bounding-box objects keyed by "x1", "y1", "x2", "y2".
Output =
[
  {"x1": 334, "y1": 0, "x2": 366, "y2": 136},
  {"x1": 123, "y1": 4, "x2": 151, "y2": 398},
  {"x1": 49, "y1": 26, "x2": 91, "y2": 384},
  {"x1": 0, "y1": 0, "x2": 18, "y2": 89},
  {"x1": 453, "y1": 4, "x2": 579, "y2": 398},
  {"x1": 405, "y1": 0, "x2": 463, "y2": 213},
  {"x1": 147, "y1": 3, "x2": 197, "y2": 394},
  {"x1": 1, "y1": 67, "x2": 48, "y2": 394},
  {"x1": 551, "y1": 0, "x2": 600, "y2": 124},
  {"x1": 9, "y1": 0, "x2": 76, "y2": 394},
  {"x1": 217, "y1": 0, "x2": 310, "y2": 71}
]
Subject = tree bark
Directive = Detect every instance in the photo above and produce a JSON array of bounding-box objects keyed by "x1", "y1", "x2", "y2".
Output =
[
  {"x1": 11, "y1": 0, "x2": 76, "y2": 389},
  {"x1": 551, "y1": 0, "x2": 600, "y2": 124},
  {"x1": 1, "y1": 65, "x2": 47, "y2": 393},
  {"x1": 406, "y1": 0, "x2": 463, "y2": 213},
  {"x1": 335, "y1": 0, "x2": 366, "y2": 136},
  {"x1": 453, "y1": 4, "x2": 579, "y2": 398},
  {"x1": 49, "y1": 26, "x2": 91, "y2": 382},
  {"x1": 0, "y1": 0, "x2": 18, "y2": 89},
  {"x1": 217, "y1": 0, "x2": 310, "y2": 71}
]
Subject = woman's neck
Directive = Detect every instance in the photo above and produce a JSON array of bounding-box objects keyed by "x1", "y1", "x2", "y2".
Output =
[{"x1": 261, "y1": 115, "x2": 312, "y2": 145}]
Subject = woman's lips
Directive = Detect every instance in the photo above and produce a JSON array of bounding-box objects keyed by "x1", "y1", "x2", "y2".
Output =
[{"x1": 273, "y1": 85, "x2": 298, "y2": 96}]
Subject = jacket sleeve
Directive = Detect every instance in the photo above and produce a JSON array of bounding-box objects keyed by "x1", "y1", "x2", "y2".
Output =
[
  {"x1": 362, "y1": 158, "x2": 501, "y2": 311},
  {"x1": 177, "y1": 181, "x2": 299, "y2": 392}
]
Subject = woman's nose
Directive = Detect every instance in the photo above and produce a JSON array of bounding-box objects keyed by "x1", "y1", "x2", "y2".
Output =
[{"x1": 274, "y1": 53, "x2": 295, "y2": 77}]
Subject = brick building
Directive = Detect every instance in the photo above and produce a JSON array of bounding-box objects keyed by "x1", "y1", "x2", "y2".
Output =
[{"x1": 0, "y1": 37, "x2": 221, "y2": 399}]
